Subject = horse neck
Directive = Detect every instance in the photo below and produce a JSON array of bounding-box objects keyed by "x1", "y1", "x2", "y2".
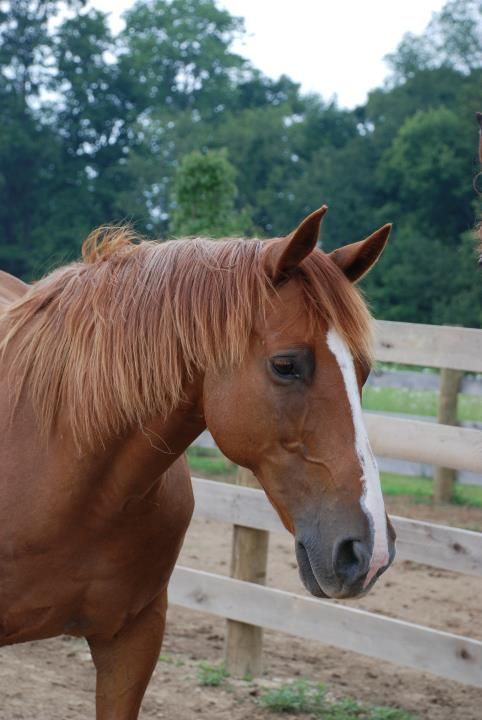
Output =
[{"x1": 93, "y1": 378, "x2": 206, "y2": 489}]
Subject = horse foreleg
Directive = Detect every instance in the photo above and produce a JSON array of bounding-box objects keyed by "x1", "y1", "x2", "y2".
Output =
[{"x1": 87, "y1": 591, "x2": 167, "y2": 720}]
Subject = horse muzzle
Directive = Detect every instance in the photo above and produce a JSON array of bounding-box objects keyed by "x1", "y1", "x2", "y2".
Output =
[{"x1": 295, "y1": 516, "x2": 396, "y2": 599}]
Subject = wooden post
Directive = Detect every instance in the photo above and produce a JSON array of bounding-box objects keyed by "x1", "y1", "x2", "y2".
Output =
[
  {"x1": 434, "y1": 368, "x2": 463, "y2": 503},
  {"x1": 225, "y1": 467, "x2": 269, "y2": 677}
]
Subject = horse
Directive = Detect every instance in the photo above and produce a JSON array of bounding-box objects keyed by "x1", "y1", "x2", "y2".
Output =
[{"x1": 0, "y1": 206, "x2": 395, "y2": 719}]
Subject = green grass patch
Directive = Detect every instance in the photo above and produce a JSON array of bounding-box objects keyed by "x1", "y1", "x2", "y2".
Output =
[
  {"x1": 260, "y1": 680, "x2": 327, "y2": 714},
  {"x1": 259, "y1": 680, "x2": 414, "y2": 719},
  {"x1": 197, "y1": 662, "x2": 229, "y2": 686},
  {"x1": 381, "y1": 473, "x2": 433, "y2": 500},
  {"x1": 381, "y1": 472, "x2": 482, "y2": 509},
  {"x1": 452, "y1": 484, "x2": 482, "y2": 508},
  {"x1": 375, "y1": 362, "x2": 438, "y2": 374},
  {"x1": 187, "y1": 446, "x2": 236, "y2": 476},
  {"x1": 158, "y1": 653, "x2": 185, "y2": 667},
  {"x1": 458, "y1": 394, "x2": 482, "y2": 423},
  {"x1": 363, "y1": 386, "x2": 482, "y2": 423}
]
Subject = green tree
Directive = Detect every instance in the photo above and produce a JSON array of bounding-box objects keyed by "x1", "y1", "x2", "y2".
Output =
[
  {"x1": 0, "y1": 0, "x2": 86, "y2": 276},
  {"x1": 119, "y1": 0, "x2": 247, "y2": 117},
  {"x1": 170, "y1": 150, "x2": 252, "y2": 237},
  {"x1": 386, "y1": 0, "x2": 482, "y2": 81},
  {"x1": 1, "y1": 0, "x2": 480, "y2": 330},
  {"x1": 379, "y1": 108, "x2": 473, "y2": 240},
  {"x1": 364, "y1": 108, "x2": 478, "y2": 325},
  {"x1": 53, "y1": 9, "x2": 135, "y2": 227},
  {"x1": 0, "y1": 0, "x2": 85, "y2": 106}
]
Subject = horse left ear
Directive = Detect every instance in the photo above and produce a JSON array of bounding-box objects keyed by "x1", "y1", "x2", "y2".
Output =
[
  {"x1": 264, "y1": 206, "x2": 328, "y2": 282},
  {"x1": 329, "y1": 224, "x2": 392, "y2": 283}
]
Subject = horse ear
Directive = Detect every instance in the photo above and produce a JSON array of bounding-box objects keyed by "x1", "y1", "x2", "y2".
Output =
[
  {"x1": 329, "y1": 224, "x2": 392, "y2": 283},
  {"x1": 265, "y1": 206, "x2": 328, "y2": 282}
]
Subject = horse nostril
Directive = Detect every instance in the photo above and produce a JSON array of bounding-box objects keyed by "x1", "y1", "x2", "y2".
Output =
[{"x1": 333, "y1": 538, "x2": 370, "y2": 586}]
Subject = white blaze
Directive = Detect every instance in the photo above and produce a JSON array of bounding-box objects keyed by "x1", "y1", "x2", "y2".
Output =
[{"x1": 326, "y1": 328, "x2": 389, "y2": 586}]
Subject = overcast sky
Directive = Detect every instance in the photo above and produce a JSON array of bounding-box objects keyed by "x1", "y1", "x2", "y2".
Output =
[{"x1": 89, "y1": 0, "x2": 447, "y2": 107}]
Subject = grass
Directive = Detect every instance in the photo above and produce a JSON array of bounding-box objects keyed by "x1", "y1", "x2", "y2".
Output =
[
  {"x1": 259, "y1": 680, "x2": 326, "y2": 714},
  {"x1": 381, "y1": 472, "x2": 482, "y2": 508},
  {"x1": 187, "y1": 446, "x2": 236, "y2": 477},
  {"x1": 259, "y1": 680, "x2": 414, "y2": 719},
  {"x1": 381, "y1": 473, "x2": 433, "y2": 500},
  {"x1": 197, "y1": 662, "x2": 229, "y2": 686},
  {"x1": 362, "y1": 386, "x2": 482, "y2": 423},
  {"x1": 158, "y1": 653, "x2": 185, "y2": 667}
]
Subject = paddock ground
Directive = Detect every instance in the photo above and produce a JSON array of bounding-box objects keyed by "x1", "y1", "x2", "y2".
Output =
[{"x1": 1, "y1": 496, "x2": 481, "y2": 720}]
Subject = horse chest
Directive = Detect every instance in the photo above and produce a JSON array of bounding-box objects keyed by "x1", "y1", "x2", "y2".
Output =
[{"x1": 0, "y1": 467, "x2": 193, "y2": 644}]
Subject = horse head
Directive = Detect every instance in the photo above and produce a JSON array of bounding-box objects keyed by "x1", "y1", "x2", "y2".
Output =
[{"x1": 203, "y1": 208, "x2": 395, "y2": 599}]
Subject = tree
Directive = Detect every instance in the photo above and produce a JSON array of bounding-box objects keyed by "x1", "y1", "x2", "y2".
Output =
[
  {"x1": 386, "y1": 0, "x2": 482, "y2": 81},
  {"x1": 170, "y1": 150, "x2": 252, "y2": 237},
  {"x1": 0, "y1": 0, "x2": 85, "y2": 107},
  {"x1": 52, "y1": 9, "x2": 136, "y2": 226},
  {"x1": 361, "y1": 107, "x2": 478, "y2": 326},
  {"x1": 1, "y1": 0, "x2": 481, "y2": 330},
  {"x1": 119, "y1": 0, "x2": 247, "y2": 118},
  {"x1": 378, "y1": 108, "x2": 473, "y2": 241},
  {"x1": 0, "y1": 1, "x2": 86, "y2": 277}
]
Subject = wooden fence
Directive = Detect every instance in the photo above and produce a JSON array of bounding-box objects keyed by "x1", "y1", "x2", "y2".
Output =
[
  {"x1": 171, "y1": 477, "x2": 482, "y2": 688},
  {"x1": 170, "y1": 321, "x2": 482, "y2": 688},
  {"x1": 371, "y1": 321, "x2": 482, "y2": 480}
]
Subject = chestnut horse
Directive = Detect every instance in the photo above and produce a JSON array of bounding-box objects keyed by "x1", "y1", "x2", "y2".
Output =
[{"x1": 0, "y1": 207, "x2": 395, "y2": 719}]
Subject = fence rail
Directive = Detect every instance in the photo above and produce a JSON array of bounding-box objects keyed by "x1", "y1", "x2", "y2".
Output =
[
  {"x1": 364, "y1": 413, "x2": 482, "y2": 473},
  {"x1": 375, "y1": 321, "x2": 482, "y2": 372},
  {"x1": 170, "y1": 567, "x2": 482, "y2": 688}
]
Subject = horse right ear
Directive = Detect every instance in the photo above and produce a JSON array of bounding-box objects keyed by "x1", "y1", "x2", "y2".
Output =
[
  {"x1": 263, "y1": 206, "x2": 328, "y2": 283},
  {"x1": 329, "y1": 224, "x2": 391, "y2": 283}
]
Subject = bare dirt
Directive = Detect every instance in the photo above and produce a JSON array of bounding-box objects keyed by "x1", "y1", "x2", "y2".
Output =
[{"x1": 1, "y1": 495, "x2": 481, "y2": 720}]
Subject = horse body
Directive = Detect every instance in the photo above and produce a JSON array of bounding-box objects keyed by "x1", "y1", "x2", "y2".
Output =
[
  {"x1": 1, "y1": 279, "x2": 197, "y2": 715},
  {"x1": 0, "y1": 208, "x2": 395, "y2": 718},
  {"x1": 0, "y1": 400, "x2": 194, "y2": 644},
  {"x1": 0, "y1": 349, "x2": 195, "y2": 717}
]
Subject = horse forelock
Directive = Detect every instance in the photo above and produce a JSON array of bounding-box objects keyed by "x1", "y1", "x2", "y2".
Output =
[{"x1": 0, "y1": 227, "x2": 373, "y2": 449}]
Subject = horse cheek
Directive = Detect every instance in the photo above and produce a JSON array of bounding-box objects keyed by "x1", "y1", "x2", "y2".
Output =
[{"x1": 203, "y1": 371, "x2": 270, "y2": 470}]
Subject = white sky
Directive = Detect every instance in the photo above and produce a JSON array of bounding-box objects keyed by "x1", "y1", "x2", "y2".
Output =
[{"x1": 89, "y1": 0, "x2": 447, "y2": 107}]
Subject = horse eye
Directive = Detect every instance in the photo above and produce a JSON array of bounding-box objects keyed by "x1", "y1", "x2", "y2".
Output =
[{"x1": 270, "y1": 357, "x2": 300, "y2": 380}]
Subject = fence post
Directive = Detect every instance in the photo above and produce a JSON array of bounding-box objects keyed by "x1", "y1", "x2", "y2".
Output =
[
  {"x1": 433, "y1": 368, "x2": 463, "y2": 503},
  {"x1": 225, "y1": 467, "x2": 269, "y2": 677}
]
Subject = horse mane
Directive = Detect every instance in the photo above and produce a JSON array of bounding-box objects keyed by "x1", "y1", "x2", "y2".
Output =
[{"x1": 0, "y1": 227, "x2": 373, "y2": 448}]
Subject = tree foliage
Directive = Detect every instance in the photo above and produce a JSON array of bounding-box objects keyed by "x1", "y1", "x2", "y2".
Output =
[
  {"x1": 0, "y1": 0, "x2": 480, "y2": 326},
  {"x1": 171, "y1": 150, "x2": 251, "y2": 237},
  {"x1": 385, "y1": 0, "x2": 482, "y2": 80}
]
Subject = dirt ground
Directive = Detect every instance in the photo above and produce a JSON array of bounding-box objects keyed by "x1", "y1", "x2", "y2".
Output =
[{"x1": 1, "y1": 495, "x2": 481, "y2": 720}]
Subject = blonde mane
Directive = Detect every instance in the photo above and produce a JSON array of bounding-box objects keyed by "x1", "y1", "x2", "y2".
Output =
[{"x1": 0, "y1": 227, "x2": 373, "y2": 448}]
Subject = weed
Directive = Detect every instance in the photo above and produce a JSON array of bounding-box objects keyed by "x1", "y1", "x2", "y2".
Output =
[
  {"x1": 197, "y1": 662, "x2": 229, "y2": 686},
  {"x1": 259, "y1": 680, "x2": 327, "y2": 713},
  {"x1": 259, "y1": 680, "x2": 414, "y2": 719},
  {"x1": 158, "y1": 653, "x2": 185, "y2": 667},
  {"x1": 369, "y1": 708, "x2": 414, "y2": 720}
]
